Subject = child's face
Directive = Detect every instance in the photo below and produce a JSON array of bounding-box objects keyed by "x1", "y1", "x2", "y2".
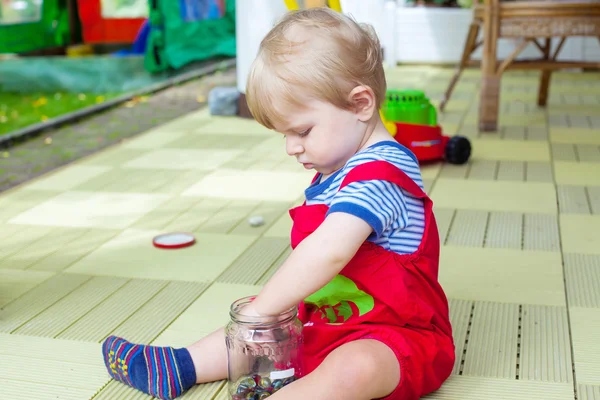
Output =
[{"x1": 273, "y1": 98, "x2": 370, "y2": 176}]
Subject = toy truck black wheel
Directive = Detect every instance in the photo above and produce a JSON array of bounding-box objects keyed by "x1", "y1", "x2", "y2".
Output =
[{"x1": 445, "y1": 136, "x2": 471, "y2": 165}]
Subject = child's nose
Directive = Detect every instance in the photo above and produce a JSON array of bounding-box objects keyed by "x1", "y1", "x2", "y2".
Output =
[{"x1": 285, "y1": 137, "x2": 304, "y2": 156}]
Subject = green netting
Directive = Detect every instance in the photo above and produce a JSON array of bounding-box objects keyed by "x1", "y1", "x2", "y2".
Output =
[
  {"x1": 0, "y1": 0, "x2": 71, "y2": 54},
  {"x1": 0, "y1": 55, "x2": 191, "y2": 94},
  {"x1": 145, "y1": 0, "x2": 236, "y2": 73}
]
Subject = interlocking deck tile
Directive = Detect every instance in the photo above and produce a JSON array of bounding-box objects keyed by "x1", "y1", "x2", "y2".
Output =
[
  {"x1": 152, "y1": 282, "x2": 261, "y2": 347},
  {"x1": 558, "y1": 185, "x2": 592, "y2": 214},
  {"x1": 467, "y1": 160, "x2": 498, "y2": 181},
  {"x1": 79, "y1": 147, "x2": 150, "y2": 167},
  {"x1": 570, "y1": 307, "x2": 600, "y2": 385},
  {"x1": 434, "y1": 208, "x2": 455, "y2": 244},
  {"x1": 166, "y1": 133, "x2": 270, "y2": 150},
  {"x1": 131, "y1": 196, "x2": 200, "y2": 231},
  {"x1": 560, "y1": 214, "x2": 600, "y2": 254},
  {"x1": 551, "y1": 143, "x2": 578, "y2": 161},
  {"x1": 196, "y1": 199, "x2": 263, "y2": 234},
  {"x1": 58, "y1": 278, "x2": 167, "y2": 342},
  {"x1": 0, "y1": 273, "x2": 90, "y2": 333},
  {"x1": 484, "y1": 211, "x2": 522, "y2": 249},
  {"x1": 75, "y1": 167, "x2": 205, "y2": 195},
  {"x1": 0, "y1": 227, "x2": 86, "y2": 270},
  {"x1": 121, "y1": 129, "x2": 188, "y2": 149},
  {"x1": 522, "y1": 214, "x2": 560, "y2": 252},
  {"x1": 14, "y1": 276, "x2": 128, "y2": 337},
  {"x1": 430, "y1": 179, "x2": 557, "y2": 214},
  {"x1": 0, "y1": 269, "x2": 54, "y2": 308},
  {"x1": 229, "y1": 201, "x2": 295, "y2": 236},
  {"x1": 588, "y1": 186, "x2": 600, "y2": 214},
  {"x1": 0, "y1": 224, "x2": 54, "y2": 261},
  {"x1": 439, "y1": 247, "x2": 565, "y2": 306},
  {"x1": 550, "y1": 127, "x2": 600, "y2": 145},
  {"x1": 445, "y1": 210, "x2": 488, "y2": 247},
  {"x1": 217, "y1": 237, "x2": 290, "y2": 284},
  {"x1": 423, "y1": 375, "x2": 574, "y2": 399},
  {"x1": 161, "y1": 198, "x2": 228, "y2": 233},
  {"x1": 462, "y1": 302, "x2": 519, "y2": 378},
  {"x1": 0, "y1": 190, "x2": 59, "y2": 223},
  {"x1": 123, "y1": 149, "x2": 242, "y2": 171},
  {"x1": 579, "y1": 384, "x2": 600, "y2": 400},
  {"x1": 564, "y1": 254, "x2": 600, "y2": 308},
  {"x1": 66, "y1": 229, "x2": 256, "y2": 283},
  {"x1": 577, "y1": 145, "x2": 600, "y2": 163},
  {"x1": 256, "y1": 246, "x2": 291, "y2": 285},
  {"x1": 22, "y1": 165, "x2": 112, "y2": 191},
  {"x1": 520, "y1": 305, "x2": 572, "y2": 382},
  {"x1": 471, "y1": 139, "x2": 550, "y2": 162},
  {"x1": 0, "y1": 334, "x2": 107, "y2": 399},
  {"x1": 93, "y1": 380, "x2": 226, "y2": 400},
  {"x1": 193, "y1": 118, "x2": 273, "y2": 136},
  {"x1": 525, "y1": 161, "x2": 554, "y2": 182},
  {"x1": 28, "y1": 228, "x2": 119, "y2": 272},
  {"x1": 554, "y1": 161, "x2": 600, "y2": 186},
  {"x1": 421, "y1": 164, "x2": 441, "y2": 180},
  {"x1": 263, "y1": 210, "x2": 293, "y2": 238},
  {"x1": 448, "y1": 298, "x2": 472, "y2": 375},
  {"x1": 8, "y1": 191, "x2": 169, "y2": 229},
  {"x1": 109, "y1": 280, "x2": 209, "y2": 344},
  {"x1": 181, "y1": 169, "x2": 313, "y2": 202}
]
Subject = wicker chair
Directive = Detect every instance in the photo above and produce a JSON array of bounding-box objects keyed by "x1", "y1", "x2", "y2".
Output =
[{"x1": 440, "y1": 0, "x2": 600, "y2": 132}]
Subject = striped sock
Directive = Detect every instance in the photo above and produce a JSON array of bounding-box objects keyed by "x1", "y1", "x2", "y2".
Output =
[{"x1": 102, "y1": 335, "x2": 196, "y2": 400}]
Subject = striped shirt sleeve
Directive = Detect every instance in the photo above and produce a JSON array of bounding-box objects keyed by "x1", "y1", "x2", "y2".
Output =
[{"x1": 327, "y1": 179, "x2": 409, "y2": 238}]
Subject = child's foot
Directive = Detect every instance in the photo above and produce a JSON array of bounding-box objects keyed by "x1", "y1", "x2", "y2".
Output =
[{"x1": 102, "y1": 335, "x2": 196, "y2": 400}]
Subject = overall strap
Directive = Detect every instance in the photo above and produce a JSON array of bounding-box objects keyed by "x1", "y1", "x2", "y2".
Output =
[{"x1": 339, "y1": 160, "x2": 428, "y2": 200}]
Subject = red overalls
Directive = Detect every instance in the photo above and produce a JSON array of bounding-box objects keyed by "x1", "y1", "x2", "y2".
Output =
[{"x1": 289, "y1": 160, "x2": 455, "y2": 400}]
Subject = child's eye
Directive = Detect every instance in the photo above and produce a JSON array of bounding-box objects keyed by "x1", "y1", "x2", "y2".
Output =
[{"x1": 298, "y1": 128, "x2": 312, "y2": 137}]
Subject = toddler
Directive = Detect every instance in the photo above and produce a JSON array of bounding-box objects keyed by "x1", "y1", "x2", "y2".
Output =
[{"x1": 102, "y1": 7, "x2": 455, "y2": 400}]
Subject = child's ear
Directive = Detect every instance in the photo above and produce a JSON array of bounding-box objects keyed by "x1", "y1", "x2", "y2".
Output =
[{"x1": 349, "y1": 85, "x2": 376, "y2": 122}]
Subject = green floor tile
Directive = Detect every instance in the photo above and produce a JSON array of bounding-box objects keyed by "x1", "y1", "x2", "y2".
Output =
[
  {"x1": 29, "y1": 228, "x2": 119, "y2": 272},
  {"x1": 0, "y1": 269, "x2": 54, "y2": 308},
  {"x1": 58, "y1": 278, "x2": 167, "y2": 342},
  {"x1": 0, "y1": 227, "x2": 86, "y2": 270},
  {"x1": 152, "y1": 282, "x2": 261, "y2": 347},
  {"x1": 217, "y1": 237, "x2": 289, "y2": 284},
  {"x1": 66, "y1": 229, "x2": 256, "y2": 283},
  {"x1": 110, "y1": 280, "x2": 209, "y2": 343},
  {"x1": 14, "y1": 275, "x2": 128, "y2": 337},
  {"x1": 0, "y1": 273, "x2": 91, "y2": 333},
  {"x1": 23, "y1": 165, "x2": 112, "y2": 191},
  {"x1": 123, "y1": 149, "x2": 242, "y2": 171}
]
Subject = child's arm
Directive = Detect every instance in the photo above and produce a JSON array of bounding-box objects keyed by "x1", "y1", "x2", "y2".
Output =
[{"x1": 247, "y1": 211, "x2": 373, "y2": 316}]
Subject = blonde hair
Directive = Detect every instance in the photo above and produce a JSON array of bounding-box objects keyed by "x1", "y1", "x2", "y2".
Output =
[{"x1": 246, "y1": 7, "x2": 386, "y2": 130}]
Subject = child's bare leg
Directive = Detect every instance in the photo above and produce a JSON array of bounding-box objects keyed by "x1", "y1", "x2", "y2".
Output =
[
  {"x1": 102, "y1": 327, "x2": 227, "y2": 400},
  {"x1": 270, "y1": 339, "x2": 400, "y2": 400},
  {"x1": 187, "y1": 327, "x2": 228, "y2": 383}
]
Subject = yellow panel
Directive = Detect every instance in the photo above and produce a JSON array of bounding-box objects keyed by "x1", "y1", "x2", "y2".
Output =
[
  {"x1": 471, "y1": 139, "x2": 550, "y2": 162},
  {"x1": 8, "y1": 191, "x2": 169, "y2": 229},
  {"x1": 560, "y1": 215, "x2": 600, "y2": 255},
  {"x1": 554, "y1": 161, "x2": 600, "y2": 186},
  {"x1": 66, "y1": 228, "x2": 256, "y2": 282},
  {"x1": 570, "y1": 307, "x2": 600, "y2": 385},
  {"x1": 23, "y1": 165, "x2": 112, "y2": 191},
  {"x1": 152, "y1": 282, "x2": 262, "y2": 347},
  {"x1": 426, "y1": 375, "x2": 573, "y2": 399},
  {"x1": 181, "y1": 169, "x2": 313, "y2": 202},
  {"x1": 550, "y1": 127, "x2": 600, "y2": 145},
  {"x1": 0, "y1": 269, "x2": 54, "y2": 308},
  {"x1": 123, "y1": 149, "x2": 242, "y2": 170},
  {"x1": 439, "y1": 246, "x2": 565, "y2": 306},
  {"x1": 430, "y1": 179, "x2": 557, "y2": 214}
]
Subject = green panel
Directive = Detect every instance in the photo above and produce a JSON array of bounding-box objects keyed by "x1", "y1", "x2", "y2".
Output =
[
  {"x1": 0, "y1": 0, "x2": 71, "y2": 54},
  {"x1": 145, "y1": 0, "x2": 236, "y2": 72}
]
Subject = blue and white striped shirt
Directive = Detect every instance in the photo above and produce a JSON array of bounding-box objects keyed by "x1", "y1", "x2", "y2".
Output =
[{"x1": 305, "y1": 141, "x2": 425, "y2": 255}]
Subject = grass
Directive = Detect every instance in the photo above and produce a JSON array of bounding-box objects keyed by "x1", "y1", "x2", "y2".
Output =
[{"x1": 0, "y1": 91, "x2": 123, "y2": 136}]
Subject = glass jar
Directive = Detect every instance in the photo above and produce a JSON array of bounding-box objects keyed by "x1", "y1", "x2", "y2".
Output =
[{"x1": 225, "y1": 296, "x2": 304, "y2": 399}]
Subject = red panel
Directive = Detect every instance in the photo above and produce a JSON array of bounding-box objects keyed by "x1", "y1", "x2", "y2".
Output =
[{"x1": 77, "y1": 0, "x2": 145, "y2": 44}]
